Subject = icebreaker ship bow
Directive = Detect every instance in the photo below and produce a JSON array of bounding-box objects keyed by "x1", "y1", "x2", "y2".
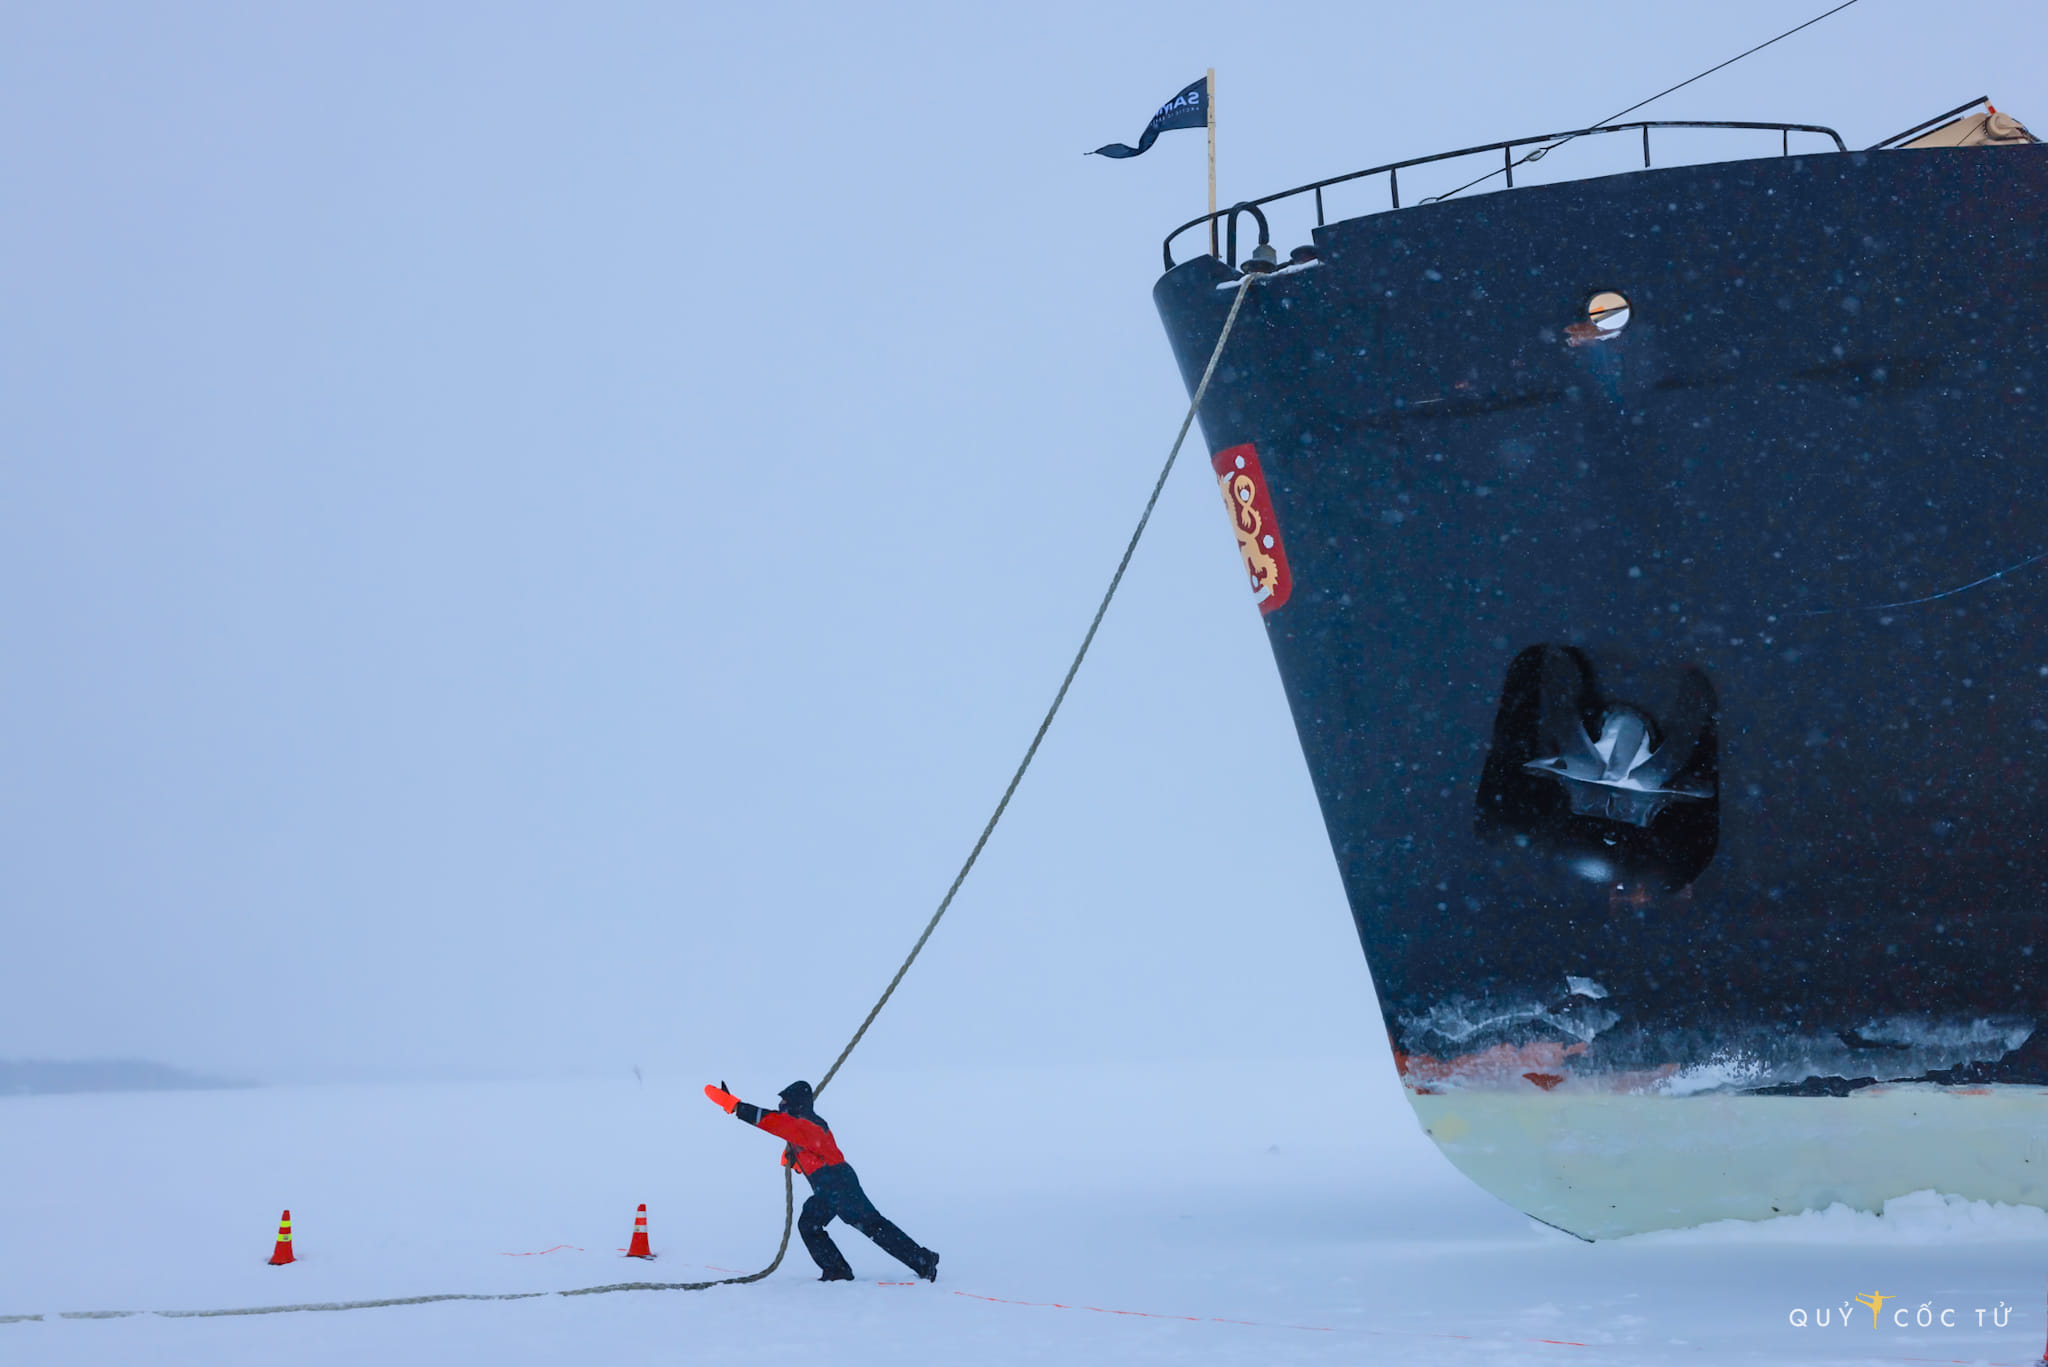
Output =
[{"x1": 1152, "y1": 103, "x2": 2048, "y2": 1237}]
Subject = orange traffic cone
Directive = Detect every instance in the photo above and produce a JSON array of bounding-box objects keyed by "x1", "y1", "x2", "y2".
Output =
[
  {"x1": 626, "y1": 1203, "x2": 655, "y2": 1259},
  {"x1": 267, "y1": 1210, "x2": 295, "y2": 1266}
]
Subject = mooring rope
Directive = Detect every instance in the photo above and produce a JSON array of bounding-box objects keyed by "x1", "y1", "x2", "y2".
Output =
[
  {"x1": 665, "y1": 265, "x2": 1264, "y2": 1297},
  {"x1": 9, "y1": 270, "x2": 1264, "y2": 1325},
  {"x1": 815, "y1": 268, "x2": 1263, "y2": 1099}
]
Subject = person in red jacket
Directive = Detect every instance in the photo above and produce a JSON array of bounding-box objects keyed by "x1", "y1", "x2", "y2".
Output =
[{"x1": 705, "y1": 1079, "x2": 939, "y2": 1283}]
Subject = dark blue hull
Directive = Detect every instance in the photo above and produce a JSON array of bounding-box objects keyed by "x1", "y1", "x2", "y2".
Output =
[{"x1": 1154, "y1": 145, "x2": 2048, "y2": 1233}]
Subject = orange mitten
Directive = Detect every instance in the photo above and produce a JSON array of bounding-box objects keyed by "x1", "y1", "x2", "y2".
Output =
[{"x1": 704, "y1": 1083, "x2": 738, "y2": 1113}]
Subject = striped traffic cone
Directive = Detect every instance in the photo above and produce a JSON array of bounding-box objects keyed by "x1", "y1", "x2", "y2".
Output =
[
  {"x1": 267, "y1": 1210, "x2": 295, "y2": 1266},
  {"x1": 626, "y1": 1204, "x2": 655, "y2": 1259}
]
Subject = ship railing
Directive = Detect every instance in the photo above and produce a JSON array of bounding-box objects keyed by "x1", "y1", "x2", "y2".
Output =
[
  {"x1": 1163, "y1": 119, "x2": 1849, "y2": 271},
  {"x1": 1865, "y1": 95, "x2": 1993, "y2": 150}
]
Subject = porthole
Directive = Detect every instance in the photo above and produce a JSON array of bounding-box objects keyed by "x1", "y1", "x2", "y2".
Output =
[
  {"x1": 1565, "y1": 290, "x2": 1631, "y2": 346},
  {"x1": 1587, "y1": 290, "x2": 1631, "y2": 332}
]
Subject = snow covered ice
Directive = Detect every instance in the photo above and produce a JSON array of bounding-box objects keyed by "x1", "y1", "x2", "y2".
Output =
[{"x1": 6, "y1": 1056, "x2": 2048, "y2": 1366}]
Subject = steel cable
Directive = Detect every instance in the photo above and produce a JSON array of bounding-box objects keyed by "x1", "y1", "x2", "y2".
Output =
[{"x1": 1422, "y1": 0, "x2": 1867, "y2": 205}]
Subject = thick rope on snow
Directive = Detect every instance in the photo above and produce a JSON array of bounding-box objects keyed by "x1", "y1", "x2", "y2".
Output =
[
  {"x1": 159, "y1": 1293, "x2": 549, "y2": 1317},
  {"x1": 5, "y1": 270, "x2": 1264, "y2": 1327}
]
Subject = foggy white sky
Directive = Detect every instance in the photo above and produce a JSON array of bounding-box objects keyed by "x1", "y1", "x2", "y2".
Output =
[{"x1": 3, "y1": 1, "x2": 2042, "y2": 1083}]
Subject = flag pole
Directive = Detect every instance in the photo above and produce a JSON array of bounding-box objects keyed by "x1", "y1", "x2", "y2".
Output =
[{"x1": 1206, "y1": 68, "x2": 1219, "y2": 259}]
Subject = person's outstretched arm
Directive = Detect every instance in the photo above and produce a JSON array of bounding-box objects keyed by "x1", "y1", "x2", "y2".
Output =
[{"x1": 703, "y1": 1083, "x2": 833, "y2": 1152}]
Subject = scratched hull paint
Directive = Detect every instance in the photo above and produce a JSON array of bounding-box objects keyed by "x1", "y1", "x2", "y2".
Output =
[{"x1": 1153, "y1": 145, "x2": 2048, "y2": 1236}]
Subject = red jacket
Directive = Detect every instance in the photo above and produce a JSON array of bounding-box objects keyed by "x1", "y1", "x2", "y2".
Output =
[{"x1": 737, "y1": 1101, "x2": 845, "y2": 1175}]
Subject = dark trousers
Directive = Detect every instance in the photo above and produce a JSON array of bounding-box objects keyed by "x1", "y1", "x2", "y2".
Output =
[{"x1": 798, "y1": 1163, "x2": 932, "y2": 1279}]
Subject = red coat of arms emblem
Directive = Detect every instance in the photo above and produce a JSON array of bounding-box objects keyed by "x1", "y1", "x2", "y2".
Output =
[{"x1": 1211, "y1": 442, "x2": 1291, "y2": 614}]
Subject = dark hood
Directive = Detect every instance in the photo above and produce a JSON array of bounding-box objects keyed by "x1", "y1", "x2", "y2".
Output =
[{"x1": 777, "y1": 1080, "x2": 820, "y2": 1122}]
